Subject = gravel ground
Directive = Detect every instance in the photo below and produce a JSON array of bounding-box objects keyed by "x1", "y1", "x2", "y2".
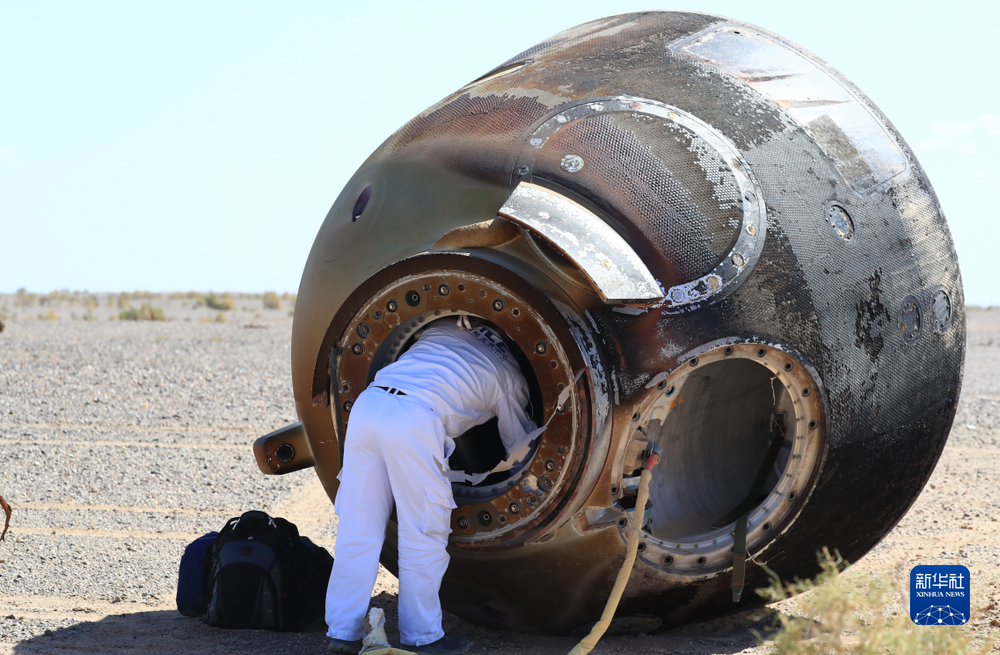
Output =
[{"x1": 1, "y1": 295, "x2": 998, "y2": 654}]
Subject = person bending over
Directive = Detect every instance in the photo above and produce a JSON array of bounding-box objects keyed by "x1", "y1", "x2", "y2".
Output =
[{"x1": 326, "y1": 317, "x2": 535, "y2": 655}]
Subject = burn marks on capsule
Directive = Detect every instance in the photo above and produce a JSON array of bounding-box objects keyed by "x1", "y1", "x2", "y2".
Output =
[
  {"x1": 671, "y1": 24, "x2": 910, "y2": 197},
  {"x1": 855, "y1": 270, "x2": 891, "y2": 363}
]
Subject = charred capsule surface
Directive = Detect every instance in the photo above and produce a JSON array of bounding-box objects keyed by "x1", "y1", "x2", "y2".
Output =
[{"x1": 283, "y1": 12, "x2": 964, "y2": 634}]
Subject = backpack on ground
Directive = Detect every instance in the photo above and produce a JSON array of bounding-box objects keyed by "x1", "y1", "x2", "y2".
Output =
[
  {"x1": 176, "y1": 531, "x2": 218, "y2": 616},
  {"x1": 183, "y1": 510, "x2": 333, "y2": 631}
]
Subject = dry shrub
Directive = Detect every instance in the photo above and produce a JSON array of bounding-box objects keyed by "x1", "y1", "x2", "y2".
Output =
[
  {"x1": 758, "y1": 549, "x2": 994, "y2": 654},
  {"x1": 39, "y1": 310, "x2": 57, "y2": 321},
  {"x1": 15, "y1": 288, "x2": 37, "y2": 307},
  {"x1": 119, "y1": 304, "x2": 166, "y2": 321},
  {"x1": 205, "y1": 292, "x2": 235, "y2": 311},
  {"x1": 262, "y1": 291, "x2": 282, "y2": 310}
]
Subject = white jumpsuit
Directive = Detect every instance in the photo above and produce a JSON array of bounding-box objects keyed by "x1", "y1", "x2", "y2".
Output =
[{"x1": 325, "y1": 322, "x2": 535, "y2": 646}]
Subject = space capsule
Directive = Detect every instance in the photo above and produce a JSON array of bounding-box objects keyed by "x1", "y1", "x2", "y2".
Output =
[{"x1": 254, "y1": 12, "x2": 964, "y2": 634}]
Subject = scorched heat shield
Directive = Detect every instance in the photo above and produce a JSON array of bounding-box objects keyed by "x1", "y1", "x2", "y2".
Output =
[{"x1": 253, "y1": 11, "x2": 965, "y2": 634}]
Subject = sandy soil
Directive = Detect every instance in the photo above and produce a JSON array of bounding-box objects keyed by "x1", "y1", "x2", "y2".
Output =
[{"x1": 0, "y1": 293, "x2": 998, "y2": 654}]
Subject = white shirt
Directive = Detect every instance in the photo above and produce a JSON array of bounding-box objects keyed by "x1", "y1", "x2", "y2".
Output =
[{"x1": 372, "y1": 321, "x2": 536, "y2": 457}]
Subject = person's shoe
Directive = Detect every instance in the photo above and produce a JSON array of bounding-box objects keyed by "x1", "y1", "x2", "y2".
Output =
[
  {"x1": 402, "y1": 634, "x2": 471, "y2": 655},
  {"x1": 327, "y1": 637, "x2": 363, "y2": 654}
]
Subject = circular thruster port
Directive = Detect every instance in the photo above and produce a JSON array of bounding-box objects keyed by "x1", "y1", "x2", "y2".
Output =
[
  {"x1": 825, "y1": 202, "x2": 855, "y2": 242},
  {"x1": 900, "y1": 296, "x2": 922, "y2": 344},
  {"x1": 930, "y1": 286, "x2": 953, "y2": 334}
]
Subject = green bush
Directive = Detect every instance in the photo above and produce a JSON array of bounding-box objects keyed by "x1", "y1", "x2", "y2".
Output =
[
  {"x1": 205, "y1": 292, "x2": 235, "y2": 311},
  {"x1": 119, "y1": 304, "x2": 167, "y2": 321},
  {"x1": 263, "y1": 291, "x2": 282, "y2": 310},
  {"x1": 757, "y1": 549, "x2": 993, "y2": 654}
]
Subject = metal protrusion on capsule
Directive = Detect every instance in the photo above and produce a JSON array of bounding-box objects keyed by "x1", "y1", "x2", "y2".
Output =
[
  {"x1": 732, "y1": 253, "x2": 746, "y2": 266},
  {"x1": 560, "y1": 154, "x2": 585, "y2": 173},
  {"x1": 516, "y1": 165, "x2": 530, "y2": 176},
  {"x1": 492, "y1": 299, "x2": 505, "y2": 312},
  {"x1": 438, "y1": 284, "x2": 450, "y2": 296},
  {"x1": 351, "y1": 343, "x2": 364, "y2": 355},
  {"x1": 746, "y1": 224, "x2": 757, "y2": 236},
  {"x1": 457, "y1": 516, "x2": 470, "y2": 529},
  {"x1": 535, "y1": 341, "x2": 548, "y2": 354}
]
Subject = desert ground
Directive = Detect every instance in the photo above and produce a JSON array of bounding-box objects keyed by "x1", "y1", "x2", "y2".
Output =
[{"x1": 0, "y1": 291, "x2": 997, "y2": 654}]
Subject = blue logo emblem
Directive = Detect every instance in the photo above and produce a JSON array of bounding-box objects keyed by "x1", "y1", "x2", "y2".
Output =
[{"x1": 910, "y1": 565, "x2": 970, "y2": 625}]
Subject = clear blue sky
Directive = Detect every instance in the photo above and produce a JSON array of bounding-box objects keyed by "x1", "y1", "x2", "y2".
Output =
[{"x1": 2, "y1": 1, "x2": 997, "y2": 305}]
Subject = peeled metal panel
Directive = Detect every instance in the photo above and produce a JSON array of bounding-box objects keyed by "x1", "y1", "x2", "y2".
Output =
[
  {"x1": 498, "y1": 182, "x2": 664, "y2": 304},
  {"x1": 670, "y1": 25, "x2": 910, "y2": 196}
]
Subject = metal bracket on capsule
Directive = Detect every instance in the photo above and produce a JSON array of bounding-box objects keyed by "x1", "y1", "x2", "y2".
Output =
[{"x1": 499, "y1": 182, "x2": 665, "y2": 306}]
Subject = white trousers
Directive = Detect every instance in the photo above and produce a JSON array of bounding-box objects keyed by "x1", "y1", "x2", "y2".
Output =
[{"x1": 325, "y1": 387, "x2": 456, "y2": 646}]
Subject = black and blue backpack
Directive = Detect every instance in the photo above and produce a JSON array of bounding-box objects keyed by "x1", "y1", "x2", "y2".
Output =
[{"x1": 176, "y1": 510, "x2": 332, "y2": 632}]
